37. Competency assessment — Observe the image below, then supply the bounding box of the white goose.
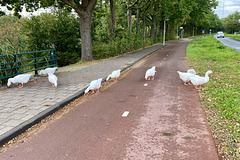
[7,74,32,88]
[145,66,156,80]
[39,67,58,76]
[189,70,213,89]
[177,69,196,85]
[106,69,121,81]
[84,78,103,94]
[48,73,58,88]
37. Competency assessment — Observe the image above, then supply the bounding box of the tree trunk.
[155,22,159,40]
[110,0,115,41]
[80,14,93,61]
[150,15,156,40]
[143,15,146,48]
[127,0,132,35]
[60,0,97,62]
[136,0,140,36]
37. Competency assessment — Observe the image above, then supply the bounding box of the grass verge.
[225,33,240,41]
[187,35,240,159]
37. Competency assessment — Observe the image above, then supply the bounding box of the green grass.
[163,132,174,136]
[187,35,240,159]
[225,33,240,41]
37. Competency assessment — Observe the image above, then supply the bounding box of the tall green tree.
[208,11,224,32]
[222,11,240,34]
[0,0,97,62]
[109,0,115,40]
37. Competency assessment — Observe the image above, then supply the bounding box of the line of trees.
[0,0,224,62]
[222,11,240,34]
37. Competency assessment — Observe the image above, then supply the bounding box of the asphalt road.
[0,39,219,160]
[215,35,240,52]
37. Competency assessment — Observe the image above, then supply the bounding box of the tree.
[222,11,240,34]
[208,11,224,32]
[127,0,132,35]
[109,0,115,40]
[0,0,97,62]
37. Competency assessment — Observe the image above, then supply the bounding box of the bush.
[57,52,80,67]
[0,15,29,55]
[24,10,81,66]
[92,36,152,60]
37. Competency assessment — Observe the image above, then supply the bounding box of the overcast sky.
[0,5,51,17]
[1,0,240,19]
[214,0,240,18]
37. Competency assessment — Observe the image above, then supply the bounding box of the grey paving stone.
[28,105,44,110]
[12,108,29,114]
[8,113,28,120]
[0,113,14,119]
[24,109,42,115]
[0,118,8,125]
[0,125,5,130]
[1,108,16,113]
[21,115,34,121]
[4,101,23,107]
[4,119,22,127]
[0,126,13,136]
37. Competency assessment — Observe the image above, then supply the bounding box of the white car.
[217,31,224,38]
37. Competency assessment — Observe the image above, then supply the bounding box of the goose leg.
[188,81,192,85]
[18,84,23,88]
[195,85,199,89]
[152,76,154,80]
[148,77,151,80]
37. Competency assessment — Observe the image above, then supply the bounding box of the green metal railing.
[0,49,57,82]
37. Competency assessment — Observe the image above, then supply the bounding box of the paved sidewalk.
[0,43,163,145]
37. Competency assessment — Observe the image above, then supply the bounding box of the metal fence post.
[50,51,53,65]
[14,55,18,75]
[49,50,57,65]
[34,52,38,76]
[54,50,57,65]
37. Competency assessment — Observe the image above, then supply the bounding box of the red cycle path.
[0,39,219,160]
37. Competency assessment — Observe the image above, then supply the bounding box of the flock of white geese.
[6,66,212,92]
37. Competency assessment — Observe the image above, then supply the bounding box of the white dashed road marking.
[122,111,129,117]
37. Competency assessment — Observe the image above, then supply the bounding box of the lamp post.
[163,19,170,46]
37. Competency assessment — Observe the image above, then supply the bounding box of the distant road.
[214,35,240,52]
